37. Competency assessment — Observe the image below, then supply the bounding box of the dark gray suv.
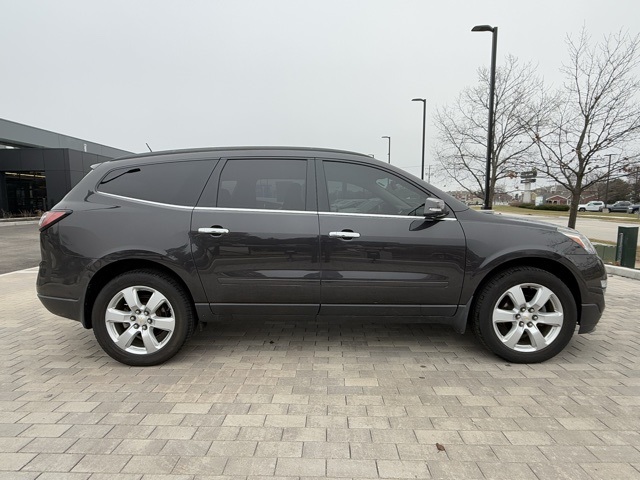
[37,147,606,366]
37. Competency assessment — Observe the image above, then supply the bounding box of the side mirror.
[423,197,450,219]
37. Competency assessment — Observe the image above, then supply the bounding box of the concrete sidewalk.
[1,269,639,479]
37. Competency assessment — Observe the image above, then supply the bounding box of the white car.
[577,201,605,212]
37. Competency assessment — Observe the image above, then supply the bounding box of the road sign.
[521,171,537,179]
[521,179,537,184]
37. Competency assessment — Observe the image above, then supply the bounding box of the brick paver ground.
[1,268,639,479]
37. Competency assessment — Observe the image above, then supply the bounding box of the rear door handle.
[198,227,229,235]
[329,231,361,239]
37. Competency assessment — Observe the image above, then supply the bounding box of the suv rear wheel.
[472,267,577,363]
[92,270,195,366]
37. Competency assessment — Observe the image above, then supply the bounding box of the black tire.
[578,208,585,212]
[472,266,577,363]
[92,269,195,366]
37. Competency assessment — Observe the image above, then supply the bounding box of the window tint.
[323,161,425,215]
[98,160,214,206]
[216,159,307,210]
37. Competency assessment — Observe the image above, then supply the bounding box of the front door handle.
[329,231,361,239]
[198,227,230,235]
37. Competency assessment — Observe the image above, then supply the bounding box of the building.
[446,190,483,205]
[535,184,601,206]
[544,194,569,205]
[0,118,132,214]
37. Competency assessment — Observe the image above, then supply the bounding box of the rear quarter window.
[97,160,216,206]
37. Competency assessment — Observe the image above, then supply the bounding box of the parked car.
[627,203,640,214]
[577,201,605,212]
[606,201,632,213]
[37,147,606,366]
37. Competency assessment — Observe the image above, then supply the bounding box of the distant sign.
[521,170,538,179]
[521,179,537,184]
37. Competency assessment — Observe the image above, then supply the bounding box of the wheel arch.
[468,257,582,329]
[83,259,198,329]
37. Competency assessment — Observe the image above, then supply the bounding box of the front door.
[191,157,320,315]
[317,159,466,316]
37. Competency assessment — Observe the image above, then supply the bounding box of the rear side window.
[214,159,307,210]
[97,160,215,206]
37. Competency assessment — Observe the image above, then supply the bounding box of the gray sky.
[1,0,638,188]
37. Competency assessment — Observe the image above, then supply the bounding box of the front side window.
[323,161,426,216]
[97,160,214,206]
[216,159,307,210]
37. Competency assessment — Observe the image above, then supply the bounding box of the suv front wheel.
[92,270,195,366]
[472,267,577,363]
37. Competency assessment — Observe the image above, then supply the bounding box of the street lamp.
[412,98,427,180]
[381,136,391,164]
[603,153,614,205]
[472,24,498,210]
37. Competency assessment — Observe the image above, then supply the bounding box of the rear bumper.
[37,256,90,327]
[37,294,83,324]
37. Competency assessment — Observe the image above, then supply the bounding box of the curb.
[605,264,640,280]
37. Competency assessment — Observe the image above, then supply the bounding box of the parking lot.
[1,267,639,479]
[0,223,40,274]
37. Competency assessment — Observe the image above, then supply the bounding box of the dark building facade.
[0,148,116,212]
[0,118,132,214]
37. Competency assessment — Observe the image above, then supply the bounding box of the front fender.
[457,214,590,305]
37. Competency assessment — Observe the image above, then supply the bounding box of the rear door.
[191,157,320,314]
[317,159,466,316]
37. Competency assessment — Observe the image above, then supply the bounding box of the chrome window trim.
[319,211,457,221]
[195,207,456,220]
[93,196,457,221]
[194,206,314,215]
[96,192,194,210]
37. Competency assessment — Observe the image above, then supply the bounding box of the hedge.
[515,203,570,211]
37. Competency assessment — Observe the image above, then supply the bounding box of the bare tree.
[626,162,640,201]
[530,28,640,228]
[594,177,632,202]
[434,55,548,205]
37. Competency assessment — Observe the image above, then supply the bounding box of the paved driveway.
[1,269,639,479]
[0,223,40,274]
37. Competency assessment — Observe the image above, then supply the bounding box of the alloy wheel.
[104,285,176,355]
[491,283,564,353]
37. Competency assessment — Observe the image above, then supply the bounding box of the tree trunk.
[568,191,581,229]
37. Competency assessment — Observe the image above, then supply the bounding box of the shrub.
[513,203,570,211]
[535,204,570,211]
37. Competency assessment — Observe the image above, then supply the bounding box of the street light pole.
[472,24,498,210]
[381,136,391,164]
[412,98,426,180]
[604,153,614,205]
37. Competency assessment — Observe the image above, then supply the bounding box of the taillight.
[39,210,72,231]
